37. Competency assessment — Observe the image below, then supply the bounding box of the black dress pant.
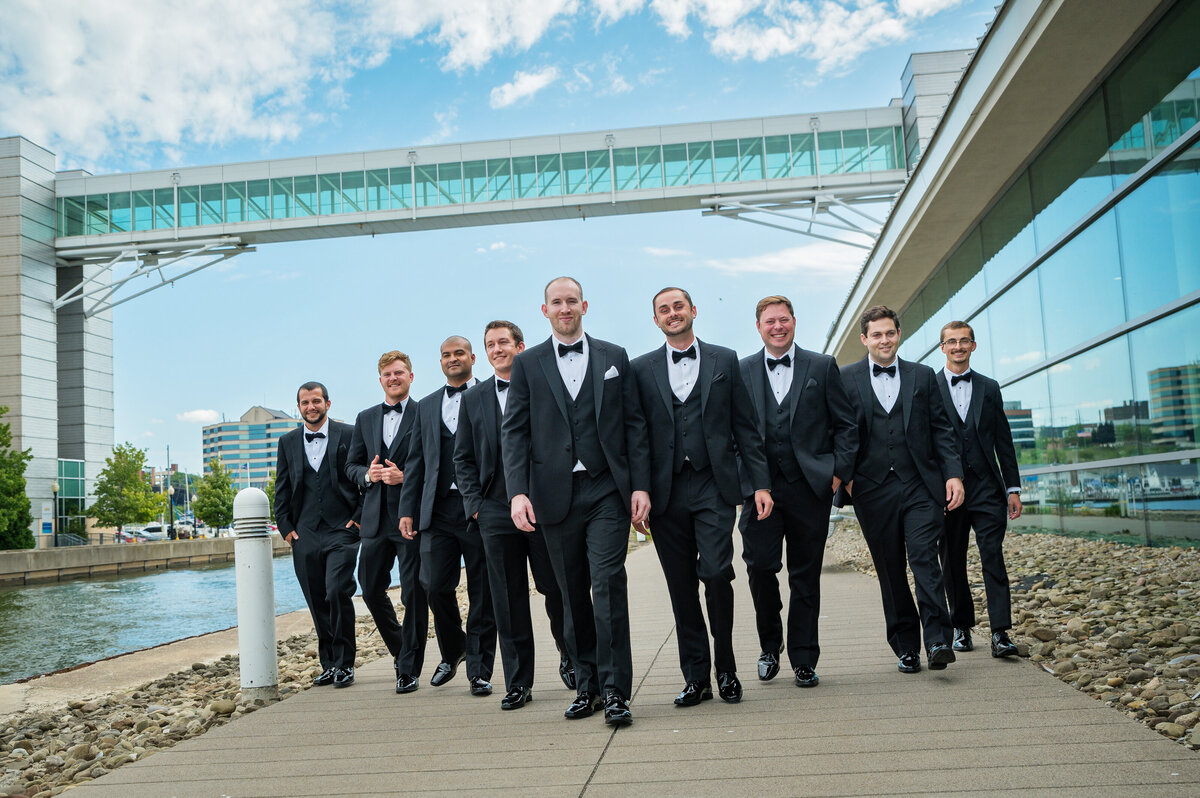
[739,472,830,669]
[291,525,360,670]
[477,498,568,691]
[651,465,736,683]
[541,470,633,700]
[392,532,429,677]
[940,472,1012,631]
[853,472,952,656]
[419,491,496,681]
[357,514,410,659]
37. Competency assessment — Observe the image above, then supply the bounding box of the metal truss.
[53,237,255,318]
[701,184,906,250]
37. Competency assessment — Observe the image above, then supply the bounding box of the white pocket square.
[604,365,620,380]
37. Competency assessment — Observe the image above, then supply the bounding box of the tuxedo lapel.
[370,405,385,459]
[899,359,916,430]
[698,341,716,409]
[537,343,570,424]
[482,380,499,454]
[651,346,673,416]
[854,359,874,436]
[936,369,957,424]
[388,403,414,460]
[786,345,811,424]
[969,375,985,432]
[589,335,606,423]
[746,349,767,438]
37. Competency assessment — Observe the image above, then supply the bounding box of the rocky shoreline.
[827,519,1200,751]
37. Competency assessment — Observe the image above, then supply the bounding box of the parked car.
[173,521,195,539]
[139,524,168,541]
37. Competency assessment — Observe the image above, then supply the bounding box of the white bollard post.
[233,488,279,702]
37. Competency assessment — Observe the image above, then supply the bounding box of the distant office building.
[1003,402,1035,449]
[1149,364,1200,448]
[1105,400,1151,424]
[202,407,300,489]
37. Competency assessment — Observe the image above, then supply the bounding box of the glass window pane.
[318,174,340,215]
[537,154,561,197]
[1038,211,1124,354]
[764,135,790,179]
[86,195,109,234]
[1045,338,1135,465]
[341,171,365,212]
[790,133,815,176]
[945,227,984,318]
[200,184,223,224]
[154,187,176,229]
[1030,93,1113,245]
[713,139,739,183]
[738,137,764,181]
[1001,369,1051,467]
[818,131,843,174]
[110,191,131,232]
[513,156,537,199]
[612,147,637,191]
[842,129,868,173]
[868,128,897,171]
[637,146,662,189]
[177,186,199,227]
[587,151,609,193]
[366,169,389,211]
[986,273,1045,382]
[270,178,292,219]
[389,167,411,209]
[64,196,85,236]
[223,184,245,224]
[981,172,1036,291]
[561,152,587,194]
[488,158,512,201]
[130,191,153,231]
[438,162,462,204]
[246,180,268,222]
[463,160,488,202]
[1130,303,1200,455]
[414,165,438,206]
[292,176,316,217]
[687,141,713,184]
[663,143,689,186]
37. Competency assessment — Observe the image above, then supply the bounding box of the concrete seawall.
[0,536,292,586]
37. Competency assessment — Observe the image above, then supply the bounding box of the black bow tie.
[495,379,510,392]
[672,345,697,363]
[950,372,972,386]
[304,431,326,443]
[873,364,896,378]
[445,383,468,396]
[767,354,791,371]
[382,402,402,414]
[558,340,584,357]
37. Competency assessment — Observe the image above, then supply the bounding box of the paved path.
[71,542,1200,797]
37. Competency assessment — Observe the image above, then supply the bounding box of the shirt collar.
[304,418,330,439]
[552,333,587,353]
[764,345,795,367]
[868,356,899,373]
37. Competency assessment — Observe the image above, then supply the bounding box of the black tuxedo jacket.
[839,356,962,505]
[630,341,768,507]
[935,368,1021,492]
[346,400,416,538]
[739,345,858,499]
[273,420,361,537]
[501,334,651,526]
[398,384,472,531]
[453,377,505,522]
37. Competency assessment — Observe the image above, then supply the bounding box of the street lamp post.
[50,480,59,548]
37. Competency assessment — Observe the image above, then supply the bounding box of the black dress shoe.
[897,651,921,673]
[673,681,713,707]
[395,673,419,694]
[927,643,956,670]
[313,667,337,687]
[603,690,633,727]
[559,653,576,691]
[991,630,1019,658]
[953,628,974,652]
[469,677,493,697]
[333,667,355,688]
[793,665,819,688]
[564,692,602,719]
[430,653,466,687]
[501,686,532,710]
[717,672,742,703]
[757,647,782,681]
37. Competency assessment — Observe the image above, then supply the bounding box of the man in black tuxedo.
[631,287,772,707]
[936,321,1022,658]
[455,320,574,711]
[399,337,496,697]
[739,295,858,689]
[346,351,424,693]
[274,381,362,688]
[502,276,651,727]
[839,306,964,674]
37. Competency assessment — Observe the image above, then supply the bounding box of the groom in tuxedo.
[501,276,651,727]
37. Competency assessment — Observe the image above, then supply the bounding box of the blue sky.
[0,0,995,473]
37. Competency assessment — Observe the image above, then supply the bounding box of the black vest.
[857,395,918,486]
[436,419,457,497]
[564,367,607,476]
[955,412,998,489]
[672,384,709,473]
[762,368,803,483]
[298,452,341,532]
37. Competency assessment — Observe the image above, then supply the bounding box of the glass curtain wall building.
[201,406,300,490]
[896,0,1200,544]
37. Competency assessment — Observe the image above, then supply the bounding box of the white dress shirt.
[666,340,700,402]
[943,368,972,423]
[764,347,795,404]
[553,334,588,400]
[441,379,476,490]
[869,358,900,413]
[382,397,409,448]
[495,378,509,415]
[303,418,330,471]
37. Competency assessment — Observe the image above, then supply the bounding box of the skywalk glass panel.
[587,151,609,193]
[154,188,176,229]
[688,142,713,184]
[764,136,790,179]
[110,191,131,232]
[438,163,463,204]
[513,156,537,199]
[292,176,316,217]
[537,154,562,197]
[414,165,438,207]
[714,139,739,183]
[366,169,389,211]
[488,159,512,201]
[270,179,292,219]
[738,138,764,181]
[178,186,200,227]
[842,129,869,173]
[790,133,815,176]
[613,148,637,191]
[464,160,488,202]
[637,146,663,189]
[246,180,269,222]
[562,152,587,194]
[64,196,84,235]
[224,182,247,224]
[818,131,844,174]
[132,190,153,231]
[867,128,896,171]
[662,143,688,186]
[318,174,341,215]
[388,168,411,209]
[86,195,109,234]
[341,171,365,212]
[200,184,223,224]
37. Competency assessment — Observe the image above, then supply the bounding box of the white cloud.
[177,409,220,424]
[490,66,561,108]
[476,240,509,253]
[422,107,459,145]
[700,241,863,285]
[644,246,692,257]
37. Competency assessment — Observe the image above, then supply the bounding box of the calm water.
[0,554,311,685]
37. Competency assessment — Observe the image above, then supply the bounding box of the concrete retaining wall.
[0,536,292,585]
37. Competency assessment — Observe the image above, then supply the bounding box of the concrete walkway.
[70,542,1200,797]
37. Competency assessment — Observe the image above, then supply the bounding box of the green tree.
[0,406,35,550]
[263,470,276,522]
[193,458,235,531]
[89,443,166,532]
